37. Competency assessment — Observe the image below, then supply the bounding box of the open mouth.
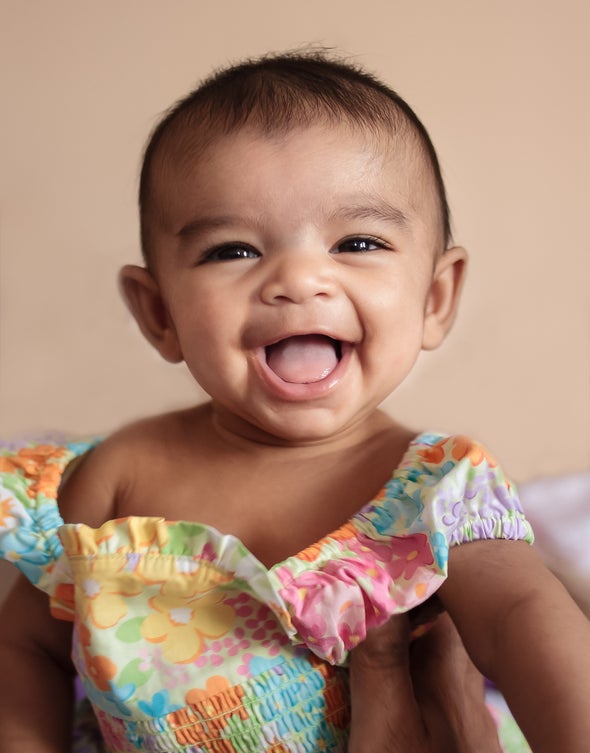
[265,335,343,384]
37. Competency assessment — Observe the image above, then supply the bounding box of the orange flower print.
[167,675,249,745]
[295,522,357,563]
[451,436,497,468]
[86,653,118,692]
[327,522,357,543]
[166,706,218,749]
[50,582,75,622]
[29,463,63,499]
[185,675,245,712]
[417,439,448,465]
[141,583,234,664]
[0,445,66,499]
[78,623,118,692]
[0,497,13,527]
[294,542,325,564]
[417,436,498,469]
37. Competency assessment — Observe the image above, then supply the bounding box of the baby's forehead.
[149,120,442,238]
[156,118,432,192]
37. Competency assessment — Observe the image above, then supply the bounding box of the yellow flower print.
[124,516,170,551]
[79,567,144,629]
[141,582,234,664]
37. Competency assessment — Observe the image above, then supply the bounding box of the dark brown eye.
[334,237,383,254]
[199,243,260,264]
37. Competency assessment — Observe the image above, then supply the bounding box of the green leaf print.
[115,617,144,643]
[118,657,154,688]
[0,473,34,507]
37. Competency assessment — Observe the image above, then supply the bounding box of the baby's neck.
[206,401,412,460]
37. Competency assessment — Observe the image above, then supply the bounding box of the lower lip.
[253,343,353,401]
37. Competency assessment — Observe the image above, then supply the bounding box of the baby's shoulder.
[58,407,204,525]
[89,405,208,458]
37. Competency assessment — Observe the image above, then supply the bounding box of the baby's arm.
[440,539,590,752]
[0,574,75,752]
[0,440,123,751]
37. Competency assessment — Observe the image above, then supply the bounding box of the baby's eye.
[333,237,387,254]
[199,243,260,264]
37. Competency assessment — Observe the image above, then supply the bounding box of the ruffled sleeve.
[0,438,100,615]
[358,432,533,554]
[407,433,532,546]
[270,433,533,666]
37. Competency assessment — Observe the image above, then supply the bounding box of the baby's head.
[138,51,452,267]
[121,51,466,442]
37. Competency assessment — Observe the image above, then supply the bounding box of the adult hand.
[348,611,502,753]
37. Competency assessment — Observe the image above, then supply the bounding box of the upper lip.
[251,316,358,344]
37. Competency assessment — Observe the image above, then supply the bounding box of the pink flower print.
[200,542,218,563]
[93,709,136,752]
[294,609,342,661]
[333,532,436,614]
[388,534,435,581]
[137,646,153,673]
[279,568,368,664]
[277,532,441,664]
[237,652,255,676]
[338,618,366,651]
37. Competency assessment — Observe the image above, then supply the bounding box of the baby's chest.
[119,470,367,567]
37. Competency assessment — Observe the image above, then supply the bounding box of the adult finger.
[348,615,430,753]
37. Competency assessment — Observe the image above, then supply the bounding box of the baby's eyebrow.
[331,200,410,229]
[177,215,243,238]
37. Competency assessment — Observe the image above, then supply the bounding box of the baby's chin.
[210,399,385,453]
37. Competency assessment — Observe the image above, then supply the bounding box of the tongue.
[266,335,339,384]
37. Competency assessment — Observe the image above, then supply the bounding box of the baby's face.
[142,124,460,444]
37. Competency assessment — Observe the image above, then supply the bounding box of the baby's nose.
[259,250,337,305]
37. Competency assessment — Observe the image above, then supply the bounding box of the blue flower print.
[66,438,103,456]
[137,689,182,718]
[370,479,424,535]
[82,679,135,719]
[430,531,448,570]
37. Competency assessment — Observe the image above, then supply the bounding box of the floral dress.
[0,432,533,753]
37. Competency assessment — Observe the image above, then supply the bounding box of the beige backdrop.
[1,0,589,484]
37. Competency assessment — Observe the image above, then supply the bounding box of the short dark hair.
[139,50,452,263]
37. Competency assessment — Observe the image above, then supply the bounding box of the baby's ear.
[422,247,467,350]
[119,265,183,363]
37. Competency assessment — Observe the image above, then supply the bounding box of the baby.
[1,51,589,753]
